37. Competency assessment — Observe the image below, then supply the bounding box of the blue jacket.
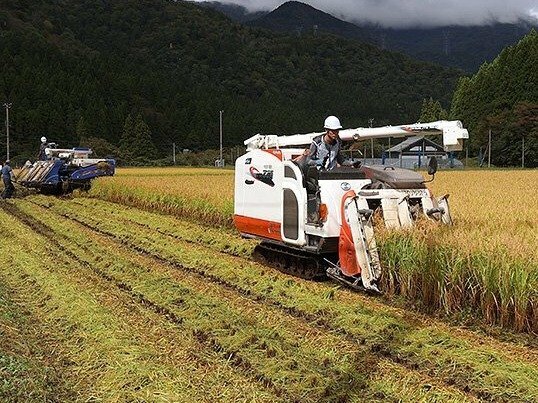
[1,165,13,180]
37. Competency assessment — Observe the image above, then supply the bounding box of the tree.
[76,116,89,144]
[80,136,118,158]
[451,30,538,164]
[482,102,538,167]
[119,114,135,162]
[131,114,158,163]
[119,114,158,164]
[419,97,448,122]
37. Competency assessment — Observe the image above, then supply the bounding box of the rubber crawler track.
[25,199,488,401]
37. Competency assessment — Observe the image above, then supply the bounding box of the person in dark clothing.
[307,116,362,171]
[1,160,15,199]
[307,116,345,170]
[38,136,48,161]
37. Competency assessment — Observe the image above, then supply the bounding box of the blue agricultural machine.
[16,143,115,194]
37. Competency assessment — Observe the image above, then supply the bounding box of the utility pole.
[488,128,491,168]
[219,110,223,168]
[3,102,12,161]
[368,118,374,159]
[173,142,176,165]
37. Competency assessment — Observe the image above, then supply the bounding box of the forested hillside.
[0,0,460,163]
[198,1,266,22]
[210,1,535,72]
[451,30,537,167]
[373,22,535,73]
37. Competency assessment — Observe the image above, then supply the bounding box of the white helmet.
[41,136,47,143]
[324,116,342,130]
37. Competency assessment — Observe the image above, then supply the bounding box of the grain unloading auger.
[16,144,115,194]
[234,120,468,293]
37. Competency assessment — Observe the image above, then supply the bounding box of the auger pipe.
[244,120,468,152]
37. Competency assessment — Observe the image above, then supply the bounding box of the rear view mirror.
[428,157,438,176]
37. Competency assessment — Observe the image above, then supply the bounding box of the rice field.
[1,167,537,401]
[88,167,538,332]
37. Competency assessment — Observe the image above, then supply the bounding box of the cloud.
[195,0,538,27]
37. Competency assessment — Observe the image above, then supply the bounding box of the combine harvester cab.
[17,145,115,194]
[234,120,468,293]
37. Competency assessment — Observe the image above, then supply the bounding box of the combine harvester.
[16,143,115,194]
[234,120,468,293]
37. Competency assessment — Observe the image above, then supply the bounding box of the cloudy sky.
[197,0,538,28]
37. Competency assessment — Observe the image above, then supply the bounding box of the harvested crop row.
[11,199,474,402]
[0,272,73,402]
[22,197,538,402]
[0,206,284,402]
[65,197,538,336]
[69,196,256,257]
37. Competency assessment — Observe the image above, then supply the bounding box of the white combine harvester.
[234,120,468,293]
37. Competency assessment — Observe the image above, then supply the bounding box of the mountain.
[370,22,536,72]
[0,0,460,163]
[451,30,538,167]
[244,1,371,41]
[208,1,536,72]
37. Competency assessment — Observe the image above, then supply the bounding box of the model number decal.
[401,189,429,198]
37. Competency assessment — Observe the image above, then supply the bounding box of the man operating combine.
[307,115,346,170]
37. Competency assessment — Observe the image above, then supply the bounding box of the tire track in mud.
[0,201,292,401]
[23,199,489,401]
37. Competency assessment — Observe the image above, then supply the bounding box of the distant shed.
[382,136,462,168]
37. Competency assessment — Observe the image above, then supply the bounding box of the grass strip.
[88,174,234,227]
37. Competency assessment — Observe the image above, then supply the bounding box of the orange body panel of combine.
[234,215,282,241]
[338,190,361,276]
